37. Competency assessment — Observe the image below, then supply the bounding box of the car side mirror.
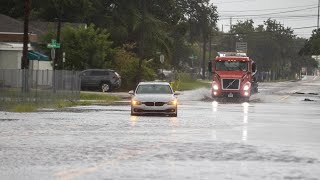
[174,91,181,95]
[128,90,134,95]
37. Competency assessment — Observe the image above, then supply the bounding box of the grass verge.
[1,93,121,112]
[178,80,211,91]
[80,92,121,103]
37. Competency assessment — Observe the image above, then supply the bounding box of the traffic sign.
[236,42,247,53]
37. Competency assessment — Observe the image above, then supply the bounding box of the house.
[0,14,85,70]
[0,14,51,70]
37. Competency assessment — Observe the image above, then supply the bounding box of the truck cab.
[208,52,257,101]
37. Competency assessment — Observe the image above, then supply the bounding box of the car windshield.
[136,84,173,94]
[216,61,248,71]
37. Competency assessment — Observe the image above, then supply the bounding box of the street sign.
[236,42,247,53]
[47,39,60,49]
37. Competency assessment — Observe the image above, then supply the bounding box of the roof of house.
[0,14,86,39]
[0,14,24,33]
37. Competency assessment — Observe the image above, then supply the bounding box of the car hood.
[216,71,247,79]
[133,94,176,102]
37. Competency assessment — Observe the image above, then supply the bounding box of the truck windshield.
[216,61,248,71]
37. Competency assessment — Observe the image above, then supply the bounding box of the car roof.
[138,81,170,85]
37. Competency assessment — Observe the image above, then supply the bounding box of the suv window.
[91,70,109,76]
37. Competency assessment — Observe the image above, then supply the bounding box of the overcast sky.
[211,0,319,38]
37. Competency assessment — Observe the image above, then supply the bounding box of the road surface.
[0,76,320,180]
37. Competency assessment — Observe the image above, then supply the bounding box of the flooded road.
[1,76,320,180]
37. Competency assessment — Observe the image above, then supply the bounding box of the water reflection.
[130,115,138,127]
[212,101,218,112]
[242,102,249,141]
[169,117,178,127]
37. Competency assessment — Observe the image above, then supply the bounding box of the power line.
[219,14,318,20]
[220,6,318,17]
[219,4,317,13]
[215,0,256,5]
[292,25,318,30]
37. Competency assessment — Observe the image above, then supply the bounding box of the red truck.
[208,52,258,102]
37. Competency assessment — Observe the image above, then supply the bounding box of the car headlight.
[168,100,177,105]
[131,100,142,105]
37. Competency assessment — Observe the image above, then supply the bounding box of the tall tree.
[300,29,320,56]
[61,24,112,70]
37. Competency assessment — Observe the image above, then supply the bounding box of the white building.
[0,40,51,70]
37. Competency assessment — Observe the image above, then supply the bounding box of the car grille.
[134,109,176,113]
[144,102,154,106]
[143,102,165,106]
[155,102,165,106]
[222,79,240,90]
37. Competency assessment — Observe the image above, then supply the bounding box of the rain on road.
[1,76,320,180]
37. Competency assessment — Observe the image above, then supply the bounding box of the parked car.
[79,69,121,92]
[129,81,180,117]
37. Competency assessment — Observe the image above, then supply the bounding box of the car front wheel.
[101,82,111,92]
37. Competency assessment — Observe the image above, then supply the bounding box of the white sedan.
[129,82,179,117]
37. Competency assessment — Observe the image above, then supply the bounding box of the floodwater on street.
[0,76,320,180]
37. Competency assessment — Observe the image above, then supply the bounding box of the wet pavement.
[0,76,320,180]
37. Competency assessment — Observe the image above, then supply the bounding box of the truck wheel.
[100,82,111,92]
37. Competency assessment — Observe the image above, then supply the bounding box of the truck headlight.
[131,100,142,105]
[243,84,250,91]
[212,82,219,90]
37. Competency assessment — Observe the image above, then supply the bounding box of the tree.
[0,0,24,18]
[110,44,156,89]
[215,19,309,80]
[181,0,218,79]
[300,29,320,56]
[61,24,112,70]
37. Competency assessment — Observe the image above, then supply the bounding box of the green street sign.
[47,39,60,49]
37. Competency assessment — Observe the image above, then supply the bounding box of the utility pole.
[55,1,62,70]
[317,0,320,30]
[22,0,30,70]
[209,29,212,65]
[22,0,30,93]
[230,17,233,31]
[137,0,146,84]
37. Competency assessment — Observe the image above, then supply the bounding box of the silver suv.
[79,69,121,92]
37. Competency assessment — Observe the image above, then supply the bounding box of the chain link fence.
[0,69,80,102]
